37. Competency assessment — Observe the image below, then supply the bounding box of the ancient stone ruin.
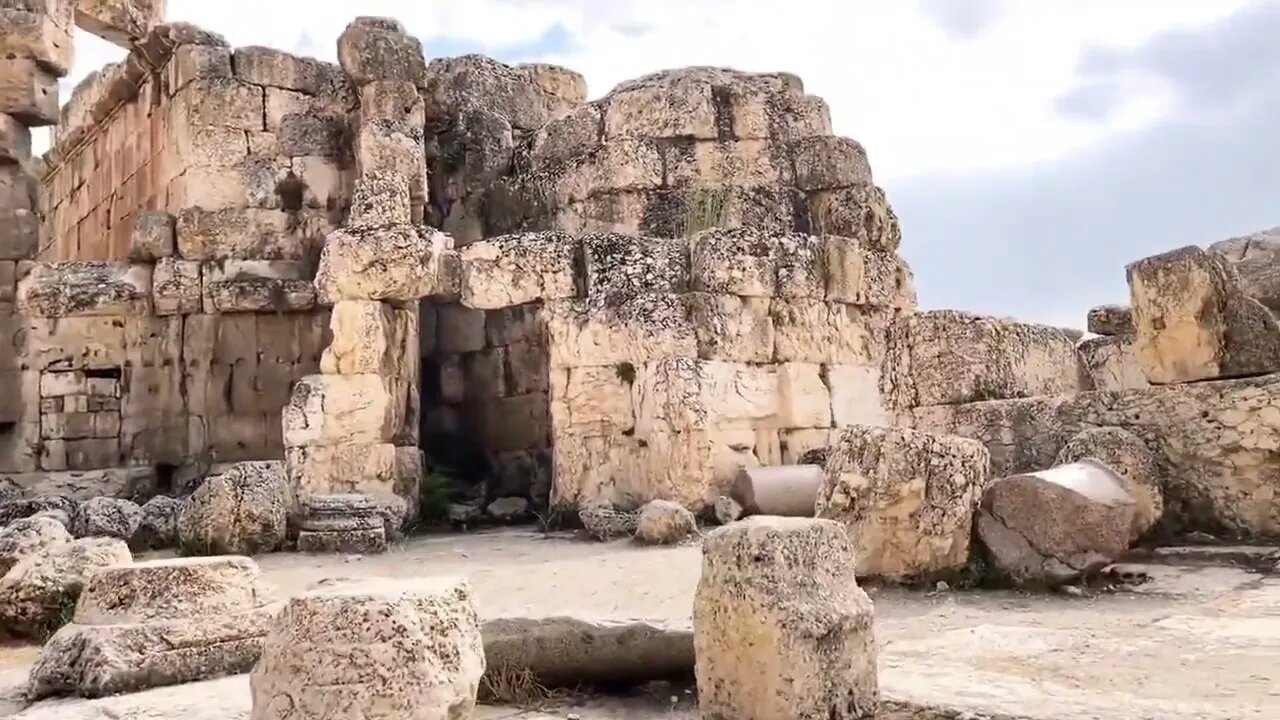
[1,3,1278,720]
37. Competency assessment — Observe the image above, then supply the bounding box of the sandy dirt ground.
[4,529,1278,720]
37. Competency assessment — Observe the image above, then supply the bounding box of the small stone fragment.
[71,497,143,541]
[634,499,697,545]
[578,505,639,541]
[712,495,743,525]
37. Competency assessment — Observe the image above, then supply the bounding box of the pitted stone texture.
[177,462,288,556]
[694,516,878,720]
[578,505,639,541]
[346,171,411,229]
[634,499,698,545]
[423,54,578,132]
[71,497,142,541]
[0,495,78,526]
[1078,334,1149,392]
[1208,226,1280,314]
[817,425,990,580]
[337,17,425,86]
[977,460,1135,587]
[152,258,201,315]
[129,495,185,551]
[128,211,176,262]
[0,516,70,576]
[809,185,902,252]
[1127,245,1280,384]
[319,301,396,375]
[713,495,744,525]
[892,310,1083,407]
[1056,427,1163,543]
[0,537,131,639]
[72,556,271,625]
[457,232,578,309]
[581,232,689,303]
[249,576,485,720]
[296,527,387,554]
[1086,305,1134,336]
[314,226,456,304]
[17,262,152,317]
[201,260,315,313]
[285,444,418,540]
[543,294,696,368]
[282,375,397,448]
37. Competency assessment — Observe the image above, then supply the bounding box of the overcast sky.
[58,0,1280,329]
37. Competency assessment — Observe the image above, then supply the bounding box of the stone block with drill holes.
[296,494,387,555]
[249,576,485,720]
[694,516,878,720]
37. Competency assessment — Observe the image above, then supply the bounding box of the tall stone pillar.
[284,17,457,544]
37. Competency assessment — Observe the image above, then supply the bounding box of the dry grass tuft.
[478,665,568,707]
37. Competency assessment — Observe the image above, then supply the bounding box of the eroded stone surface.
[17,262,152,317]
[177,462,288,556]
[817,425,990,580]
[634,499,697,545]
[71,497,142,541]
[1086,305,1133,336]
[0,516,70,576]
[314,226,456,303]
[0,537,131,639]
[694,516,878,720]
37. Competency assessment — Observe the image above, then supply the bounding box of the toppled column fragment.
[1127,245,1280,384]
[694,516,878,720]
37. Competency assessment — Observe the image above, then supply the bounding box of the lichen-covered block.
[602,71,719,140]
[176,208,315,261]
[770,299,894,365]
[128,211,175,262]
[528,104,603,169]
[278,111,347,158]
[791,135,874,190]
[687,293,774,362]
[1209,227,1280,314]
[166,44,233,94]
[346,171,411,229]
[824,236,916,308]
[201,260,315,314]
[895,310,1083,406]
[152,258,201,315]
[249,577,484,720]
[319,301,396,375]
[360,79,424,125]
[694,517,878,720]
[177,461,289,556]
[0,8,73,76]
[282,374,396,448]
[422,54,576,131]
[977,461,1135,587]
[337,17,426,86]
[75,0,166,48]
[233,46,337,94]
[314,226,456,304]
[808,185,902,253]
[1086,304,1133,336]
[169,77,264,131]
[1127,245,1280,384]
[1056,427,1163,543]
[458,232,578,309]
[18,262,152,317]
[0,58,59,125]
[581,232,688,301]
[516,62,587,103]
[1078,334,1148,392]
[0,537,132,639]
[816,425,989,580]
[689,227,777,297]
[543,295,697,368]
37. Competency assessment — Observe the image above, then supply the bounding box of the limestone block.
[170,118,250,167]
[634,499,697,545]
[353,119,424,203]
[359,79,423,126]
[319,301,394,375]
[687,293,774,363]
[152,258,201,315]
[528,103,603,169]
[544,140,664,207]
[977,460,1135,587]
[176,208,314,261]
[127,211,175,262]
[0,207,38,260]
[0,113,32,163]
[282,375,396,447]
[436,304,485,354]
[0,495,78,527]
[234,46,338,94]
[633,357,778,435]
[177,461,289,556]
[249,577,485,720]
[551,427,761,511]
[776,362,831,428]
[1078,334,1148,392]
[314,226,455,304]
[824,235,916,308]
[466,393,549,453]
[71,497,142,541]
[713,495,744,525]
[201,260,315,314]
[549,366,635,437]
[505,338,548,395]
[544,295,697,368]
[582,232,688,301]
[773,232,826,298]
[515,62,586,103]
[75,0,165,47]
[817,425,990,580]
[337,17,426,85]
[1056,427,1163,542]
[791,135,874,190]
[0,57,58,125]
[129,495,183,551]
[771,299,894,365]
[689,227,777,297]
[277,112,347,158]
[18,262,152,317]
[0,515,70,576]
[0,8,73,76]
[458,232,577,309]
[694,516,878,720]
[170,77,264,131]
[1127,245,1280,384]
[1208,226,1280,314]
[0,537,131,639]
[296,526,386,554]
[809,185,902,253]
[602,71,719,140]
[421,53,576,131]
[28,556,276,699]
[665,139,795,188]
[897,310,1084,406]
[167,43,233,93]
[346,170,411,229]
[1086,304,1134,336]
[286,445,417,540]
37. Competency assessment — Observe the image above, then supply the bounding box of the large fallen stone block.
[282,374,397,448]
[976,460,1135,587]
[1207,226,1280,314]
[177,461,288,556]
[816,425,990,580]
[249,576,485,720]
[313,226,456,303]
[0,537,131,639]
[1055,427,1163,543]
[17,262,152,317]
[27,556,277,699]
[0,516,70,575]
[71,496,142,541]
[129,495,184,551]
[1127,245,1280,384]
[482,615,692,687]
[892,310,1083,407]
[694,516,878,720]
